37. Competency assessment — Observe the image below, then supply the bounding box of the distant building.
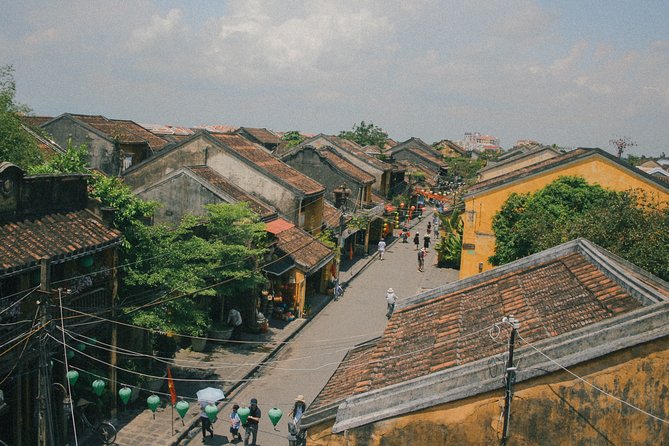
[459,132,501,153]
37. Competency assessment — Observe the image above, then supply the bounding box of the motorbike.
[288,418,306,446]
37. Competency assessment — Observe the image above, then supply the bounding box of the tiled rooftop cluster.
[0,210,122,275]
[310,245,660,411]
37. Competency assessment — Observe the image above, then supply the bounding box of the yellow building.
[302,239,669,445]
[460,148,669,279]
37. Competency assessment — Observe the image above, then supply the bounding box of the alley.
[179,213,458,446]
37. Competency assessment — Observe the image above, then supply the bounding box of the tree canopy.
[339,121,388,148]
[0,65,44,168]
[490,176,669,281]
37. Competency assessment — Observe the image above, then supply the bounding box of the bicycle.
[333,282,344,301]
[76,398,117,444]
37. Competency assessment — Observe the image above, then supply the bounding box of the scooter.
[288,419,306,446]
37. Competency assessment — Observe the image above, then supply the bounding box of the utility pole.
[37,258,55,446]
[501,315,520,446]
[334,185,350,291]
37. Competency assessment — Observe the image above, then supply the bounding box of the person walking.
[385,288,397,319]
[244,398,261,446]
[229,404,242,443]
[413,232,420,250]
[417,248,425,272]
[377,238,387,260]
[227,308,243,341]
[288,395,307,446]
[200,401,214,441]
[423,233,431,251]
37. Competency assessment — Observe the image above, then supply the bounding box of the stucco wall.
[43,118,116,175]
[283,149,365,209]
[460,156,669,278]
[206,151,299,222]
[307,337,669,445]
[137,171,227,225]
[123,136,209,189]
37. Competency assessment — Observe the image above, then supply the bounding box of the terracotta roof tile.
[316,241,669,406]
[323,136,392,171]
[0,210,122,275]
[71,114,169,151]
[273,225,333,272]
[239,127,282,145]
[187,166,277,221]
[317,147,375,184]
[211,134,325,196]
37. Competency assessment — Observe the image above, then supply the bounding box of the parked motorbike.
[288,419,306,446]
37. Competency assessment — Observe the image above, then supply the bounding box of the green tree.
[28,139,89,174]
[281,130,305,148]
[435,208,464,268]
[490,176,669,281]
[125,203,268,340]
[339,121,388,148]
[0,65,44,168]
[442,157,485,186]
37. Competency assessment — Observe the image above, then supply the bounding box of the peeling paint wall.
[308,338,669,445]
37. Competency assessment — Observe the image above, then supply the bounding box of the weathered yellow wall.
[307,338,669,445]
[460,156,669,278]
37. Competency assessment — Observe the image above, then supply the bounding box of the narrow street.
[180,213,458,445]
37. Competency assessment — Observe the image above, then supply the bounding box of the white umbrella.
[197,387,226,402]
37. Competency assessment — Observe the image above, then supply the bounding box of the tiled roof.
[317,147,375,184]
[315,239,668,407]
[272,222,334,272]
[407,147,444,167]
[323,136,392,171]
[187,166,277,221]
[467,148,669,196]
[70,114,170,150]
[0,210,122,275]
[309,339,379,412]
[239,127,282,145]
[322,201,341,227]
[211,133,325,196]
[21,115,53,128]
[265,218,295,235]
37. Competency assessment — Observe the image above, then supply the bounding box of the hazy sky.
[1,1,668,156]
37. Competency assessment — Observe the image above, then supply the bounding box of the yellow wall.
[307,338,669,445]
[460,156,669,278]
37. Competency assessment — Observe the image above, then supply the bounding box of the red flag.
[167,367,177,405]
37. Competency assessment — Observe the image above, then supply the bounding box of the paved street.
[179,213,458,446]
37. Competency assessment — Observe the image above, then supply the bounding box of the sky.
[1,0,668,156]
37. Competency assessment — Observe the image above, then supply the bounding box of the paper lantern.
[268,407,283,427]
[92,379,105,397]
[66,370,79,386]
[237,406,251,425]
[147,395,160,413]
[176,400,189,419]
[67,350,75,360]
[205,404,218,423]
[118,387,132,405]
[76,342,86,352]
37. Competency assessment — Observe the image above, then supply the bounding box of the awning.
[263,257,295,276]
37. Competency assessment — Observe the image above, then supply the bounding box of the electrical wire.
[0,306,40,386]
[0,287,38,317]
[56,288,79,445]
[515,330,669,425]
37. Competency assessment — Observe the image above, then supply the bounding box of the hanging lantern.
[147,395,160,418]
[268,407,283,427]
[66,370,79,387]
[237,406,251,425]
[205,404,218,423]
[76,342,86,352]
[118,387,132,405]
[175,400,189,420]
[67,350,75,360]
[89,337,97,345]
[92,379,105,397]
